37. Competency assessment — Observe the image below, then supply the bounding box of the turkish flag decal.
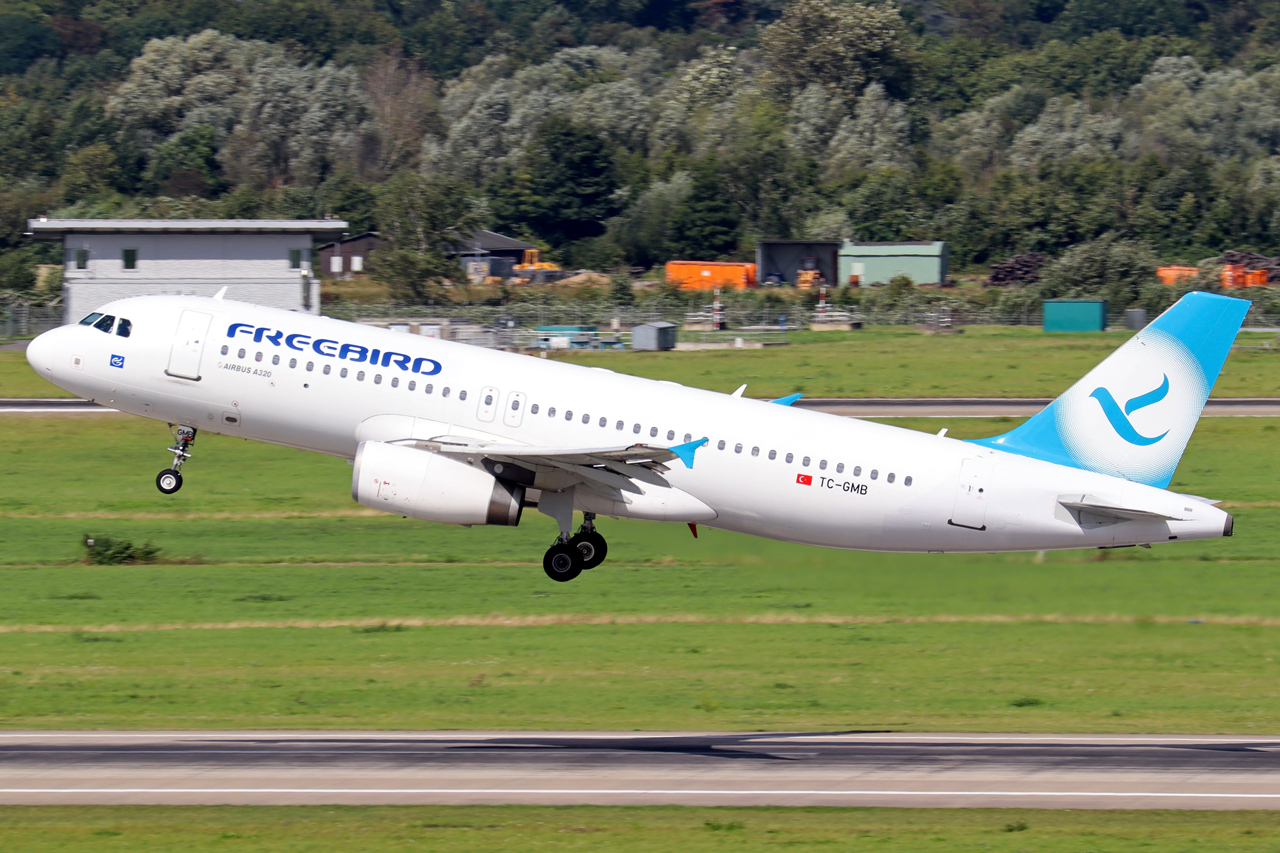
[796,474,813,486]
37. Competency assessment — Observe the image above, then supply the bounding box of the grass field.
[2,805,1279,851]
[5,327,1280,398]
[1,415,1279,731]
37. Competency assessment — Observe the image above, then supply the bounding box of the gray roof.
[444,229,537,254]
[26,219,349,240]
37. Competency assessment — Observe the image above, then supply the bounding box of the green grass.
[1,415,1279,730]
[4,805,1280,852]
[558,327,1280,398]
[5,327,1279,398]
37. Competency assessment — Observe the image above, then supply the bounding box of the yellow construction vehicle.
[514,249,560,272]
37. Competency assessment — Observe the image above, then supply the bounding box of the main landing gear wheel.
[156,469,183,494]
[571,530,608,569]
[543,542,583,582]
[156,424,197,495]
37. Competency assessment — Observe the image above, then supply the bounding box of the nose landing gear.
[156,425,197,495]
[541,512,609,582]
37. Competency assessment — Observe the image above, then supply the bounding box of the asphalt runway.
[5,397,1280,416]
[2,731,1280,808]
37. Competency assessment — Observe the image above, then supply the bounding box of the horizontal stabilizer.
[1058,496,1181,522]
[772,393,803,406]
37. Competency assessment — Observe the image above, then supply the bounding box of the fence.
[0,305,63,340]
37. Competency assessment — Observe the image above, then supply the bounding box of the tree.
[520,116,620,245]
[1037,234,1158,307]
[142,127,223,198]
[667,159,741,260]
[367,172,486,300]
[363,52,439,178]
[61,144,120,201]
[0,15,60,76]
[759,0,915,102]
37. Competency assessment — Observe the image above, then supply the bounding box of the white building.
[27,219,349,322]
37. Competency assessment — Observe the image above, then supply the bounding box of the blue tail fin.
[970,292,1249,487]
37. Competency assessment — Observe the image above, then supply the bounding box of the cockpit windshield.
[92,314,116,333]
[79,313,103,326]
[116,318,132,338]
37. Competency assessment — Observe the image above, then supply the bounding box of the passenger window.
[531,404,539,414]
[237,348,246,359]
[357,371,365,381]
[390,376,398,387]
[751,447,759,457]
[79,312,103,326]
[565,410,573,420]
[289,358,297,368]
[837,463,844,474]
[717,440,726,450]
[373,374,382,384]
[459,390,467,400]
[598,417,606,427]
[408,380,415,390]
[819,460,827,470]
[769,450,777,460]
[548,407,555,417]
[116,319,132,338]
[307,362,314,372]
[785,453,794,463]
[734,443,743,454]
[582,413,590,424]
[340,368,348,378]
[221,345,229,355]
[650,427,658,437]
[802,457,810,467]
[616,420,624,430]
[442,387,450,397]
[270,354,279,365]
[870,469,879,480]
[667,430,675,441]
[485,394,494,405]
[321,364,329,374]
[887,472,895,483]
[93,314,115,333]
[255,352,263,362]
[853,466,861,476]
[904,476,913,486]
[513,400,520,410]
[684,434,692,443]
[426,384,433,394]
[632,424,640,434]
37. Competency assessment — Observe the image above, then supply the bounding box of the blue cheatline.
[969,291,1250,487]
[771,393,804,406]
[668,437,709,469]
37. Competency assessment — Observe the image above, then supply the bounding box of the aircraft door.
[503,391,526,427]
[950,456,993,530]
[477,386,499,422]
[166,310,213,381]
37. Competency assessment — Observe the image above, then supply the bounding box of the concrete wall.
[66,279,319,324]
[62,233,313,281]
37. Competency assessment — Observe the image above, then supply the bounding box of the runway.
[2,731,1280,808]
[5,397,1280,416]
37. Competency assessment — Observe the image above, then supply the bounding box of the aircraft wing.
[411,437,707,496]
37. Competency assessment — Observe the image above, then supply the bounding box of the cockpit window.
[116,318,132,338]
[79,313,103,326]
[92,314,116,333]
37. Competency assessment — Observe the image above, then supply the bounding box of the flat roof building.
[27,218,349,322]
[839,241,949,286]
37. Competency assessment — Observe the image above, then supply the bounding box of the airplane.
[25,290,1246,581]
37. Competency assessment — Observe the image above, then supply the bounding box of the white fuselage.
[26,295,1232,552]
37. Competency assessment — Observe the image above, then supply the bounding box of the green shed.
[1043,299,1108,332]
[839,241,949,286]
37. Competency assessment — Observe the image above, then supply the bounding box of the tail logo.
[1088,374,1170,446]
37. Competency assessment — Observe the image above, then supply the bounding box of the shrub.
[82,535,161,565]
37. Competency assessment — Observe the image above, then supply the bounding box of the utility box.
[1124,308,1148,330]
[631,321,677,351]
[1043,299,1108,332]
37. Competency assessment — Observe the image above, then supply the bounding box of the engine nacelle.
[352,440,523,526]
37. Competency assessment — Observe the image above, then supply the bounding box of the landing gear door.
[166,310,213,381]
[950,456,993,531]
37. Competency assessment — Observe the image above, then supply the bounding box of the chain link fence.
[0,305,63,340]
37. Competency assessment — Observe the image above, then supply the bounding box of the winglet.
[732,384,747,397]
[771,393,803,406]
[669,437,709,469]
[213,286,227,300]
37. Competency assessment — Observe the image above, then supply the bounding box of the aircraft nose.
[25,328,59,376]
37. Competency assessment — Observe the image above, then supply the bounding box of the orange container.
[1245,269,1270,287]
[665,261,757,290]
[1221,264,1246,289]
[1157,265,1198,285]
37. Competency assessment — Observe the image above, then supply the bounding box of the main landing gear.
[156,425,197,495]
[542,512,609,582]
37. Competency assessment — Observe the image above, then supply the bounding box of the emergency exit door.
[166,310,212,381]
[950,456,993,530]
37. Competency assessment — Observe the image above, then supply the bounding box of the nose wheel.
[156,425,197,495]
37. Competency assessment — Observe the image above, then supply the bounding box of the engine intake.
[352,440,523,526]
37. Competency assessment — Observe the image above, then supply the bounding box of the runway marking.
[5,612,1280,634]
[1,788,1279,799]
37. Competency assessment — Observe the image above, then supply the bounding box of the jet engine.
[352,440,523,526]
